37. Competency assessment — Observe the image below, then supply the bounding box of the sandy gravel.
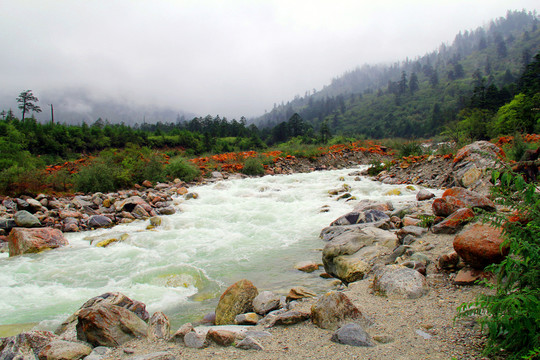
[103,232,492,360]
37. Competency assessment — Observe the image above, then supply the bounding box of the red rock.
[402,216,421,227]
[432,187,495,217]
[7,227,68,257]
[438,251,460,270]
[431,208,475,234]
[453,224,508,269]
[453,267,493,285]
[207,329,236,346]
[142,180,153,188]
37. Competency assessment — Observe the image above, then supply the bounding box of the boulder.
[207,329,236,346]
[147,312,170,341]
[13,210,41,227]
[114,196,152,213]
[183,331,209,349]
[329,245,389,284]
[8,227,68,257]
[128,352,175,360]
[294,261,319,273]
[132,204,150,219]
[373,265,429,299]
[62,218,80,232]
[330,209,390,226]
[0,218,16,233]
[169,323,194,344]
[453,267,493,285]
[236,336,264,351]
[215,279,258,325]
[286,287,316,301]
[453,224,508,269]
[432,187,496,217]
[252,291,281,315]
[87,215,114,229]
[331,323,374,347]
[26,198,44,213]
[76,303,148,347]
[416,189,435,201]
[431,208,475,234]
[0,330,57,359]
[37,339,92,360]
[235,312,260,325]
[311,291,364,330]
[396,226,427,241]
[84,346,112,360]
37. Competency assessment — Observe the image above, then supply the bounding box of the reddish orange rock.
[432,208,475,234]
[432,187,495,217]
[453,224,508,269]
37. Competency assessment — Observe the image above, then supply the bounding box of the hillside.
[253,10,540,139]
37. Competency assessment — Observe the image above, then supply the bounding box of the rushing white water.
[0,167,439,331]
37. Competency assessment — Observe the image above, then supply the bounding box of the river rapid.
[0,166,435,333]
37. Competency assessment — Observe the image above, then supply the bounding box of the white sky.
[0,0,538,119]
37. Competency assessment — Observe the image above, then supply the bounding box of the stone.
[331,323,374,347]
[84,346,112,360]
[265,310,310,327]
[128,352,175,360]
[294,261,319,273]
[396,226,427,241]
[185,193,199,200]
[63,218,80,232]
[0,218,16,233]
[286,286,316,301]
[431,208,475,234]
[252,291,281,315]
[215,279,258,325]
[183,331,209,349]
[0,330,57,359]
[158,206,176,215]
[147,312,170,340]
[432,187,496,217]
[235,312,260,325]
[236,336,264,350]
[453,224,508,269]
[169,323,194,344]
[330,209,390,226]
[76,303,148,347]
[453,267,493,285]
[87,215,114,229]
[416,189,435,201]
[402,216,421,227]
[114,196,152,213]
[177,187,188,195]
[311,291,364,330]
[438,251,460,270]
[13,210,41,227]
[37,339,92,360]
[132,204,150,219]
[142,180,153,188]
[373,265,429,299]
[26,198,44,213]
[8,227,68,257]
[207,329,236,346]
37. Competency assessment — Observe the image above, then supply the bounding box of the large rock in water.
[432,187,496,217]
[0,330,57,359]
[7,227,68,257]
[215,279,258,325]
[311,291,365,330]
[372,265,429,299]
[330,209,390,226]
[451,141,505,194]
[147,312,171,340]
[76,303,148,347]
[453,223,508,269]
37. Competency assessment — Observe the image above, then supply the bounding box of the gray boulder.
[252,291,281,315]
[0,330,57,359]
[311,291,365,330]
[330,209,390,226]
[147,312,170,340]
[373,265,429,299]
[331,323,374,347]
[37,339,92,360]
[87,215,113,229]
[14,210,41,227]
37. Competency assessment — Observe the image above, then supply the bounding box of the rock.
[63,218,79,232]
[13,210,41,227]
[207,329,236,346]
[431,208,475,234]
[87,215,114,229]
[59,210,83,220]
[396,226,427,241]
[37,339,92,360]
[329,245,389,284]
[453,224,508,269]
[252,291,281,315]
[294,261,319,273]
[373,265,429,299]
[0,218,16,233]
[432,187,496,217]
[183,332,209,349]
[438,251,460,270]
[236,336,264,350]
[177,187,188,195]
[185,193,199,200]
[416,189,435,201]
[402,216,421,227]
[76,303,148,347]
[26,198,44,213]
[286,286,316,301]
[114,196,152,213]
[132,204,150,219]
[147,312,170,341]
[169,323,194,344]
[128,352,175,360]
[235,312,260,325]
[142,180,153,188]
[158,206,176,215]
[0,330,57,359]
[453,267,493,285]
[331,323,374,347]
[215,279,258,325]
[8,227,68,257]
[265,310,310,327]
[330,209,390,226]
[84,346,112,360]
[311,291,364,330]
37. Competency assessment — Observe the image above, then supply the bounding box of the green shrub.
[74,160,119,193]
[165,157,201,182]
[502,133,538,162]
[241,157,265,176]
[366,159,388,176]
[457,170,540,359]
[398,141,423,157]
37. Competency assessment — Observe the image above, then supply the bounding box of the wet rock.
[311,291,364,330]
[76,303,148,347]
[373,265,429,299]
[416,189,435,201]
[215,279,258,325]
[294,261,319,273]
[286,286,316,301]
[62,217,80,232]
[431,208,475,234]
[8,227,68,257]
[132,204,150,219]
[0,330,57,359]
[432,187,495,217]
[453,223,508,269]
[330,209,390,226]
[252,291,281,315]
[147,312,170,341]
[37,339,92,360]
[331,323,374,347]
[158,206,176,215]
[0,218,16,233]
[87,215,114,229]
[236,336,264,350]
[169,323,194,344]
[13,210,41,227]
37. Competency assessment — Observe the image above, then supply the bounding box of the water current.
[0,166,437,332]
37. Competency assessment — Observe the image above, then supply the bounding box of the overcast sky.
[0,0,538,120]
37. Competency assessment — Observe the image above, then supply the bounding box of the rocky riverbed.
[0,141,523,359]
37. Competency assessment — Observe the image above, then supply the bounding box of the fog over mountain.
[1,0,538,123]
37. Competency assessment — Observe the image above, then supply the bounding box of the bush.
[366,159,388,176]
[457,170,540,359]
[502,133,538,162]
[74,160,119,193]
[241,157,265,176]
[165,157,201,182]
[398,141,423,157]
